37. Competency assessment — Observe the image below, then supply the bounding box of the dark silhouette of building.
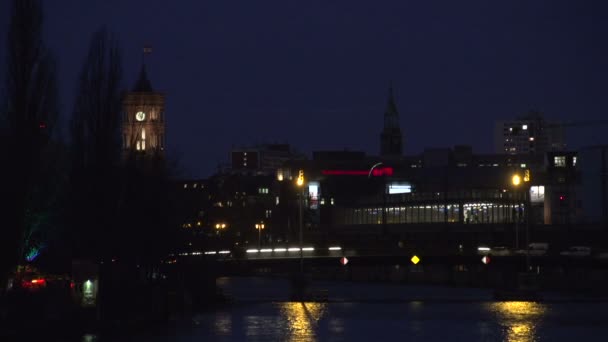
[380,84,403,157]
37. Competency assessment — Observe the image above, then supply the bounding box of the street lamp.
[512,174,521,186]
[511,174,521,250]
[255,223,265,249]
[511,171,531,271]
[296,170,305,273]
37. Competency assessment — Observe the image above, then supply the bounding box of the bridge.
[165,243,608,304]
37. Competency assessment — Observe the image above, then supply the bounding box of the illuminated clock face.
[135,111,146,121]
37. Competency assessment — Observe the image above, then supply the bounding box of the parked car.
[560,246,592,257]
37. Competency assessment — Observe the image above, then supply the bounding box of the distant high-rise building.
[380,84,403,157]
[494,111,565,155]
[231,144,302,175]
[122,63,165,158]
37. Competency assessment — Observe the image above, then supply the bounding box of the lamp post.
[296,170,305,273]
[255,223,265,250]
[511,172,530,271]
[511,174,521,250]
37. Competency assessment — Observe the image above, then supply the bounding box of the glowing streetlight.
[512,174,521,186]
[511,171,531,271]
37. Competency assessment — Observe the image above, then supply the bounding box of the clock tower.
[122,63,165,158]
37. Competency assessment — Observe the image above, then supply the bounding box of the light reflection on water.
[214,312,232,336]
[279,302,327,342]
[81,299,608,341]
[489,302,546,342]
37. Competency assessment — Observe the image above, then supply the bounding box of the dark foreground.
[3,277,608,341]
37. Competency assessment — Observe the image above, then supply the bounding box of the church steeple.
[380,82,403,157]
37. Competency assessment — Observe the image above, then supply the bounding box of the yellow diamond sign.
[410,255,420,265]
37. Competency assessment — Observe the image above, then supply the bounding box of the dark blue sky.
[2,0,608,177]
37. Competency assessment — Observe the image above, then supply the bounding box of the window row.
[337,202,525,225]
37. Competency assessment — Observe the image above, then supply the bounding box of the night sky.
[1,0,608,177]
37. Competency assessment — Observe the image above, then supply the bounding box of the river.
[83,277,608,341]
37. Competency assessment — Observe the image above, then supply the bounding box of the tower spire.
[380,81,403,157]
[133,45,153,92]
[385,81,399,127]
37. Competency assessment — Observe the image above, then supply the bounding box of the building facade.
[278,146,580,233]
[494,111,565,155]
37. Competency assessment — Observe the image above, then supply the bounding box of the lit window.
[265,210,272,218]
[183,183,187,188]
[275,196,280,205]
[243,152,247,156]
[330,198,335,205]
[529,137,534,141]
[141,128,146,140]
[509,127,513,132]
[320,198,325,205]
[522,124,528,130]
[554,156,566,167]
[520,164,526,168]
[193,183,197,188]
[141,140,145,150]
[573,156,577,167]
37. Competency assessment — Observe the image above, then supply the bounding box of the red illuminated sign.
[322,167,393,177]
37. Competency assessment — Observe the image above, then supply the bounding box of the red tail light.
[22,278,46,288]
[31,278,45,285]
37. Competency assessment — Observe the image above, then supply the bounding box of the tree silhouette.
[0,0,59,284]
[70,29,176,264]
[69,28,124,261]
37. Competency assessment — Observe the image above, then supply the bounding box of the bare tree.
[69,28,123,261]
[0,0,59,284]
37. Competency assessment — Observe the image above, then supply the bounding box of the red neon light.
[322,167,394,177]
[372,167,394,176]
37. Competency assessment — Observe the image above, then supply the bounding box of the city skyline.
[1,0,607,177]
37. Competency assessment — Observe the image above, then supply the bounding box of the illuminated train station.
[279,146,578,238]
